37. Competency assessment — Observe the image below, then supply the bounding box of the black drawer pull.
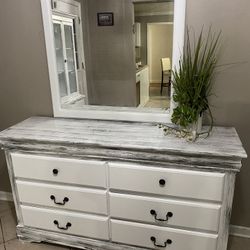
[52,169,59,175]
[159,179,166,186]
[150,210,173,222]
[53,220,71,230]
[150,237,172,247]
[50,195,69,205]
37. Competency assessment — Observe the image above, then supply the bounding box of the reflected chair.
[160,58,171,96]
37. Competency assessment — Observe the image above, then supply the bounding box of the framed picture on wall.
[97,12,114,26]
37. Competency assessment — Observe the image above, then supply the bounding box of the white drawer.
[109,163,225,201]
[111,220,218,250]
[21,206,109,240]
[17,180,107,215]
[110,193,221,232]
[12,153,106,188]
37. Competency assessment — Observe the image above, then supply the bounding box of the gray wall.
[0,0,53,191]
[0,0,250,228]
[186,0,250,227]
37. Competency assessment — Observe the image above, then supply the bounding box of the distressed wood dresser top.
[0,117,246,162]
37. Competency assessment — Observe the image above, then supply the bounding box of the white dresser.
[0,117,246,250]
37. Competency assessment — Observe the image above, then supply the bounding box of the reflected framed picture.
[97,12,114,26]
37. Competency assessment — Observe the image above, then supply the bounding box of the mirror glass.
[51,0,174,111]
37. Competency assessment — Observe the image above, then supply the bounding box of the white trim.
[41,0,62,117]
[40,0,186,123]
[56,106,171,123]
[0,191,13,201]
[170,0,186,115]
[230,225,250,238]
[52,14,73,23]
[135,11,174,17]
[61,92,84,105]
[76,3,89,104]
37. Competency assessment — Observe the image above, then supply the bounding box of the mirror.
[41,0,185,122]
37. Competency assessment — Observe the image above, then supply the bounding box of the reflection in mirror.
[50,0,174,111]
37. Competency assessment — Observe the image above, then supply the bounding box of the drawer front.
[109,163,225,201]
[12,153,106,188]
[21,206,109,240]
[111,220,218,250]
[17,180,108,215]
[110,193,221,232]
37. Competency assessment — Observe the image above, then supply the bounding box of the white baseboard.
[230,225,250,238]
[0,191,13,201]
[150,80,161,84]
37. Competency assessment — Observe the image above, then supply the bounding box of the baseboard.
[0,191,13,201]
[230,225,250,238]
[150,82,161,87]
[150,80,161,84]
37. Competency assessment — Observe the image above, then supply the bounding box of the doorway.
[146,22,173,108]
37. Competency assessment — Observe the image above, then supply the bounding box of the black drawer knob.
[150,236,172,247]
[53,169,59,175]
[53,220,71,230]
[159,179,166,186]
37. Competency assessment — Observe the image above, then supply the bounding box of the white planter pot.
[195,113,203,133]
[189,113,203,141]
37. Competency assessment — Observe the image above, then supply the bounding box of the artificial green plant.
[171,28,221,131]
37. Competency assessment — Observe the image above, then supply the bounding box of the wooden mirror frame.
[40,0,186,123]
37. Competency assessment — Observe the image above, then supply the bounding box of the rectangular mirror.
[41,0,186,122]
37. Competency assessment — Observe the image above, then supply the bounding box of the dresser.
[0,117,246,250]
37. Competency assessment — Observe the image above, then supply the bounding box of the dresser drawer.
[17,180,107,215]
[11,153,106,188]
[21,206,109,240]
[110,193,221,232]
[109,163,225,201]
[111,220,218,250]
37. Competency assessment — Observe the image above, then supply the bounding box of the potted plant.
[167,28,221,141]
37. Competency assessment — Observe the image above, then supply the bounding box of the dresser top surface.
[0,117,246,160]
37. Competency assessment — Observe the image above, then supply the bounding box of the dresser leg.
[217,172,236,250]
[17,227,43,244]
[18,235,42,244]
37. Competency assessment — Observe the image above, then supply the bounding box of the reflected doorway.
[134,1,174,109]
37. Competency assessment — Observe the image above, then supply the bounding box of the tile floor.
[144,85,170,109]
[0,200,249,250]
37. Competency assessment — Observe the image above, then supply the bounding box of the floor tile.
[144,86,170,109]
[0,210,17,242]
[228,236,250,250]
[5,239,70,250]
[0,244,5,250]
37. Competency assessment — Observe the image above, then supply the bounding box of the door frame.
[147,22,173,85]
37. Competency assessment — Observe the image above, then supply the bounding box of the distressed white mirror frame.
[40,0,186,123]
